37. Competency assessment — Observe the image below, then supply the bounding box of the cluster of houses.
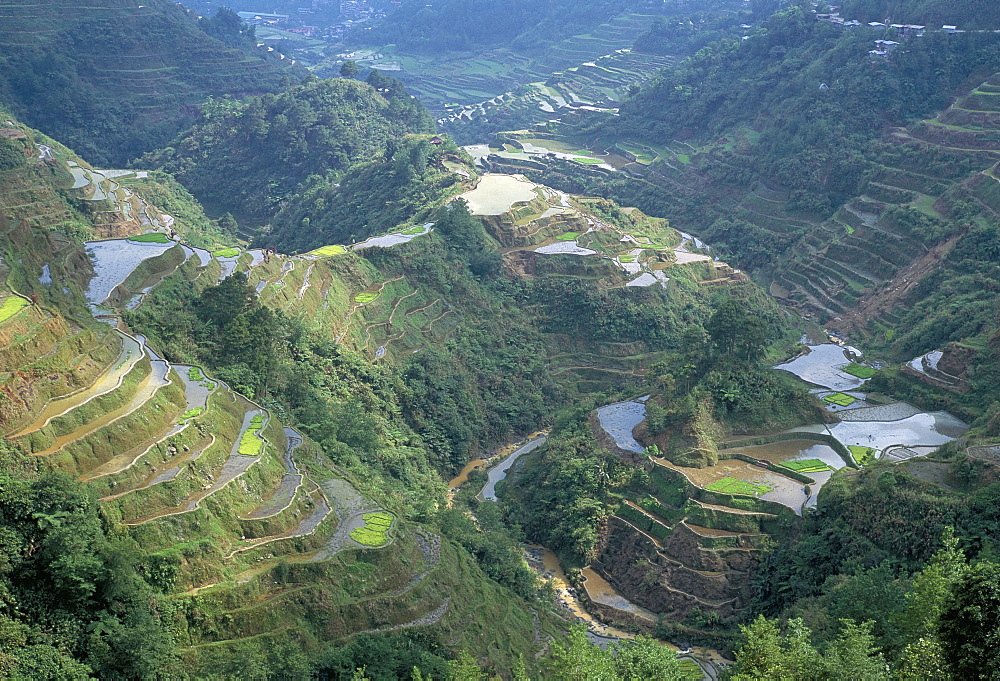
[811,7,965,60]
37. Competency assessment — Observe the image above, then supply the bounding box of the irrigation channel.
[449,434,724,679]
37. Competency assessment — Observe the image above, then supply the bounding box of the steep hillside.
[147,74,435,225]
[0,109,762,674]
[0,0,296,166]
[838,0,1000,28]
[0,115,571,676]
[483,8,1000,401]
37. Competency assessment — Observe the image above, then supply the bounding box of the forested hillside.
[148,73,434,224]
[512,5,1000,369]
[351,0,644,53]
[839,0,1000,29]
[0,0,297,166]
[4,0,1000,676]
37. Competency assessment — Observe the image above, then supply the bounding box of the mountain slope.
[147,74,435,225]
[0,0,296,166]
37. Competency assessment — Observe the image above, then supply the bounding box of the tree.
[445,650,485,680]
[939,561,1000,678]
[822,619,889,680]
[611,635,686,679]
[542,625,616,680]
[894,637,949,681]
[706,299,769,362]
[731,615,808,679]
[731,616,888,680]
[340,60,361,78]
[900,527,967,644]
[196,272,255,329]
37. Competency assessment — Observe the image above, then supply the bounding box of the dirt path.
[827,231,963,335]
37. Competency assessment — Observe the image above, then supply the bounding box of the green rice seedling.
[0,297,29,324]
[843,363,876,378]
[823,392,856,406]
[128,232,171,243]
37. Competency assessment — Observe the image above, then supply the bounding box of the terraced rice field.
[779,459,833,474]
[350,511,395,546]
[0,296,30,323]
[704,477,773,497]
[309,244,346,257]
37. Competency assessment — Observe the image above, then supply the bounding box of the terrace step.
[125,409,268,525]
[224,482,332,558]
[99,434,216,501]
[239,427,305,520]
[9,330,144,438]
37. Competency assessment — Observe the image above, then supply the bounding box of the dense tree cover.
[266,135,466,252]
[633,11,752,56]
[0,137,29,172]
[730,616,891,679]
[352,0,643,54]
[148,73,434,224]
[198,7,256,50]
[0,0,294,165]
[939,562,1000,677]
[314,631,453,679]
[621,6,1000,151]
[749,459,1000,677]
[838,0,1000,29]
[506,409,634,564]
[539,625,687,679]
[0,452,179,678]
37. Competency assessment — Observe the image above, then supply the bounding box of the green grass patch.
[354,292,380,304]
[843,363,876,379]
[213,248,240,258]
[187,366,205,382]
[399,225,427,235]
[179,407,203,423]
[822,392,856,407]
[350,511,394,547]
[848,446,877,466]
[556,232,581,241]
[238,413,265,456]
[676,154,692,165]
[572,157,603,164]
[678,658,704,680]
[705,477,772,497]
[309,244,346,257]
[128,232,171,243]
[0,296,30,324]
[779,459,833,474]
[618,254,638,263]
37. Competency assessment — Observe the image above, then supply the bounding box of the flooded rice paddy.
[85,239,176,305]
[173,365,216,412]
[216,255,239,281]
[774,343,865,391]
[625,271,669,288]
[352,223,434,250]
[460,174,539,215]
[534,240,598,255]
[825,412,966,451]
[581,567,657,621]
[596,398,649,453]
